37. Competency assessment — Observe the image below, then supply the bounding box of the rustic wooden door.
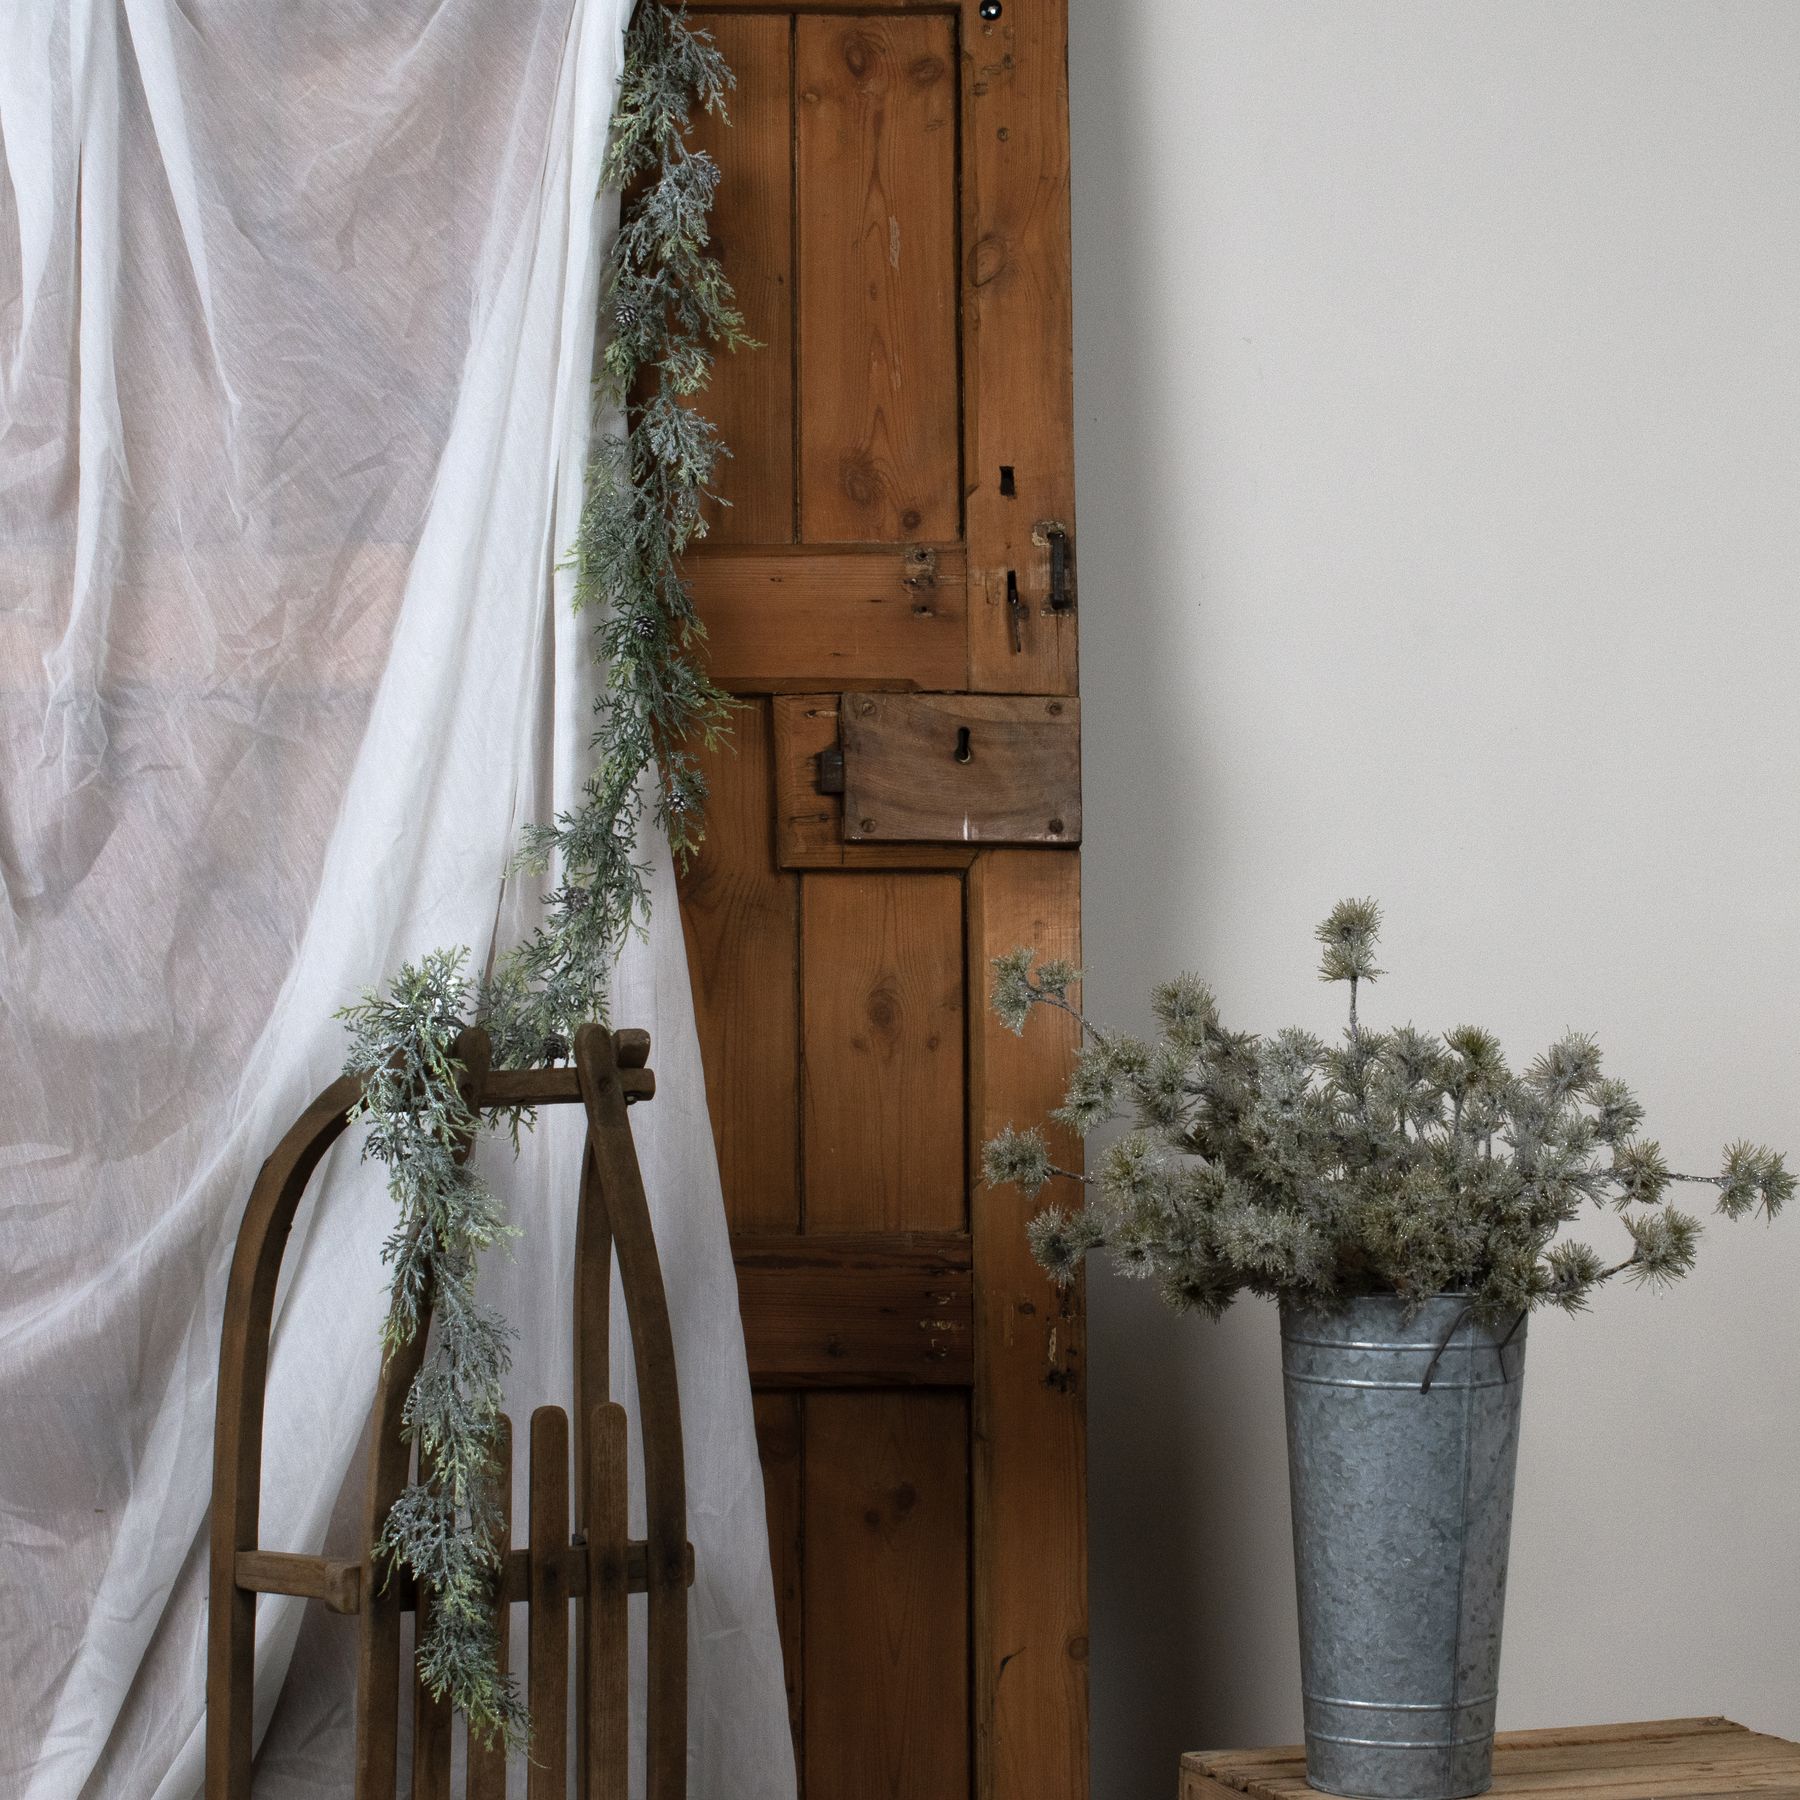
[672,4,1085,1796]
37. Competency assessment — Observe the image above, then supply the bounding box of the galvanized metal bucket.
[1280,1294,1528,1800]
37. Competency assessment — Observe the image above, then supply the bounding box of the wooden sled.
[206,1022,690,1798]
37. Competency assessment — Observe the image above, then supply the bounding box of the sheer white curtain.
[0,3,795,1795]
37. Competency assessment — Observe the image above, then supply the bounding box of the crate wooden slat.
[1181,1720,1800,1800]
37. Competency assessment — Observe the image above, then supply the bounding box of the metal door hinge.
[815,744,845,795]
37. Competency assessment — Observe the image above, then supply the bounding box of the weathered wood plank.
[676,702,801,1231]
[961,0,1078,694]
[688,545,968,693]
[968,852,1087,1800]
[841,692,1081,845]
[735,1231,974,1385]
[803,1392,971,1799]
[771,694,978,870]
[754,1392,806,1782]
[801,873,965,1231]
[1181,1721,1800,1800]
[796,14,960,542]
[690,11,795,544]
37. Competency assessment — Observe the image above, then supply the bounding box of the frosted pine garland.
[336,4,747,1744]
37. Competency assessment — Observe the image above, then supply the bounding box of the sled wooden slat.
[207,1024,692,1799]
[573,1135,612,1800]
[410,1587,452,1799]
[1180,1720,1800,1800]
[576,1024,689,1800]
[529,1407,573,1799]
[466,1415,513,1800]
[585,1403,631,1797]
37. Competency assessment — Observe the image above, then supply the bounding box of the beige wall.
[1067,4,1800,1793]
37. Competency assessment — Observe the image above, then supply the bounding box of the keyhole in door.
[954,726,973,764]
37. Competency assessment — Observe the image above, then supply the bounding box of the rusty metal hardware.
[1044,525,1072,612]
[1005,569,1026,653]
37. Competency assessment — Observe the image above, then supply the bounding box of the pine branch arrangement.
[333,4,745,1746]
[986,901,1792,1324]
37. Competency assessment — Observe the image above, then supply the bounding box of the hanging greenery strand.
[335,2,746,1745]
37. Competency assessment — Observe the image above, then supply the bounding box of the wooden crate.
[1182,1718,1800,1800]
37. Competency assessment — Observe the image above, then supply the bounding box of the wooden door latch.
[811,692,1080,845]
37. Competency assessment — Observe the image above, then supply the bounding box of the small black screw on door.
[979,0,1002,18]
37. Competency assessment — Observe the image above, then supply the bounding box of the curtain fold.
[0,4,795,1794]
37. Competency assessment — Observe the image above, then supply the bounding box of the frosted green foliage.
[1025,1206,1108,1283]
[1622,1207,1702,1287]
[990,947,1042,1035]
[1316,896,1384,1032]
[982,1125,1054,1198]
[986,902,1790,1327]
[332,6,749,1745]
[339,951,525,1746]
[989,945,1086,1040]
[1717,1140,1796,1220]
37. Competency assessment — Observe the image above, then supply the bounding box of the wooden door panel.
[676,703,800,1232]
[969,851,1087,1799]
[754,1392,806,1750]
[961,7,1079,693]
[688,13,795,544]
[676,6,1083,1798]
[803,1392,971,1800]
[800,872,965,1231]
[686,543,969,693]
[795,15,961,544]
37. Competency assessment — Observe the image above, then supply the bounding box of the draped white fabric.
[0,4,796,1796]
